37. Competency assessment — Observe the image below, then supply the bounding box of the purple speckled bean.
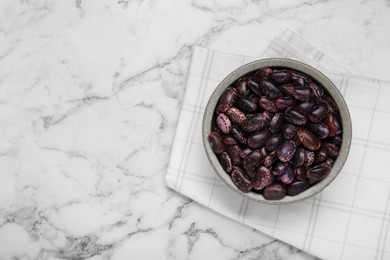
[208,132,224,154]
[247,129,271,149]
[227,145,241,166]
[309,102,328,123]
[264,151,278,168]
[260,80,281,98]
[307,163,331,184]
[254,67,272,79]
[219,152,232,173]
[285,107,307,126]
[310,123,329,139]
[216,113,232,134]
[252,166,273,190]
[269,112,284,134]
[216,87,237,114]
[271,161,288,176]
[235,78,249,97]
[271,70,292,84]
[288,180,310,196]
[297,128,321,151]
[279,164,295,184]
[295,166,307,181]
[243,150,263,177]
[266,134,282,152]
[325,114,342,137]
[226,107,247,125]
[293,147,306,167]
[275,96,295,110]
[259,96,278,112]
[278,139,297,162]
[231,167,253,192]
[263,184,286,200]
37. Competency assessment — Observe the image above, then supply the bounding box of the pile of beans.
[208,67,342,200]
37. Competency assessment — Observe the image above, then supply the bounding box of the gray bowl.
[202,58,352,205]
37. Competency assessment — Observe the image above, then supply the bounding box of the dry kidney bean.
[288,180,310,196]
[261,111,273,123]
[308,102,328,123]
[297,100,315,115]
[297,128,321,151]
[252,166,273,190]
[222,135,237,145]
[310,123,329,139]
[325,114,342,136]
[208,131,224,154]
[247,78,262,96]
[243,150,263,177]
[235,78,249,97]
[239,147,253,159]
[264,151,278,168]
[278,139,297,162]
[295,166,307,181]
[322,94,338,114]
[293,147,306,167]
[307,163,331,184]
[235,96,257,113]
[304,150,315,167]
[259,96,278,112]
[322,142,340,157]
[227,145,241,166]
[292,86,312,101]
[271,70,292,84]
[275,97,295,110]
[295,77,307,89]
[282,123,297,140]
[279,164,295,184]
[279,83,296,96]
[263,184,286,200]
[260,80,281,98]
[208,66,343,200]
[271,161,288,176]
[308,82,324,98]
[325,158,334,167]
[266,134,282,152]
[260,147,268,159]
[254,67,273,79]
[314,148,328,164]
[231,125,247,144]
[292,70,312,82]
[327,135,342,146]
[231,167,253,192]
[216,113,232,134]
[285,107,307,125]
[226,107,247,125]
[247,129,271,149]
[219,152,232,173]
[269,112,284,134]
[216,87,236,114]
[241,113,266,132]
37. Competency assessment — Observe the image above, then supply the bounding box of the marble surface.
[0,0,389,259]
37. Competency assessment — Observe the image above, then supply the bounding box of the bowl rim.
[202,58,352,205]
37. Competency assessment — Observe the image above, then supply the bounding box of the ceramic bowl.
[202,58,352,205]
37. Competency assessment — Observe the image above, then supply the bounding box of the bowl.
[202,58,352,205]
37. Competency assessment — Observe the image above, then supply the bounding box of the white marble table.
[0,0,389,259]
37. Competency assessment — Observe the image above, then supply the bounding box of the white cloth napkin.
[166,29,390,260]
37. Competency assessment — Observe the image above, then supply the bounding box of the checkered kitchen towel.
[166,30,390,260]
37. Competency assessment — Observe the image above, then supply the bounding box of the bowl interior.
[202,58,352,205]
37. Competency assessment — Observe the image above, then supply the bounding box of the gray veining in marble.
[0,0,389,259]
